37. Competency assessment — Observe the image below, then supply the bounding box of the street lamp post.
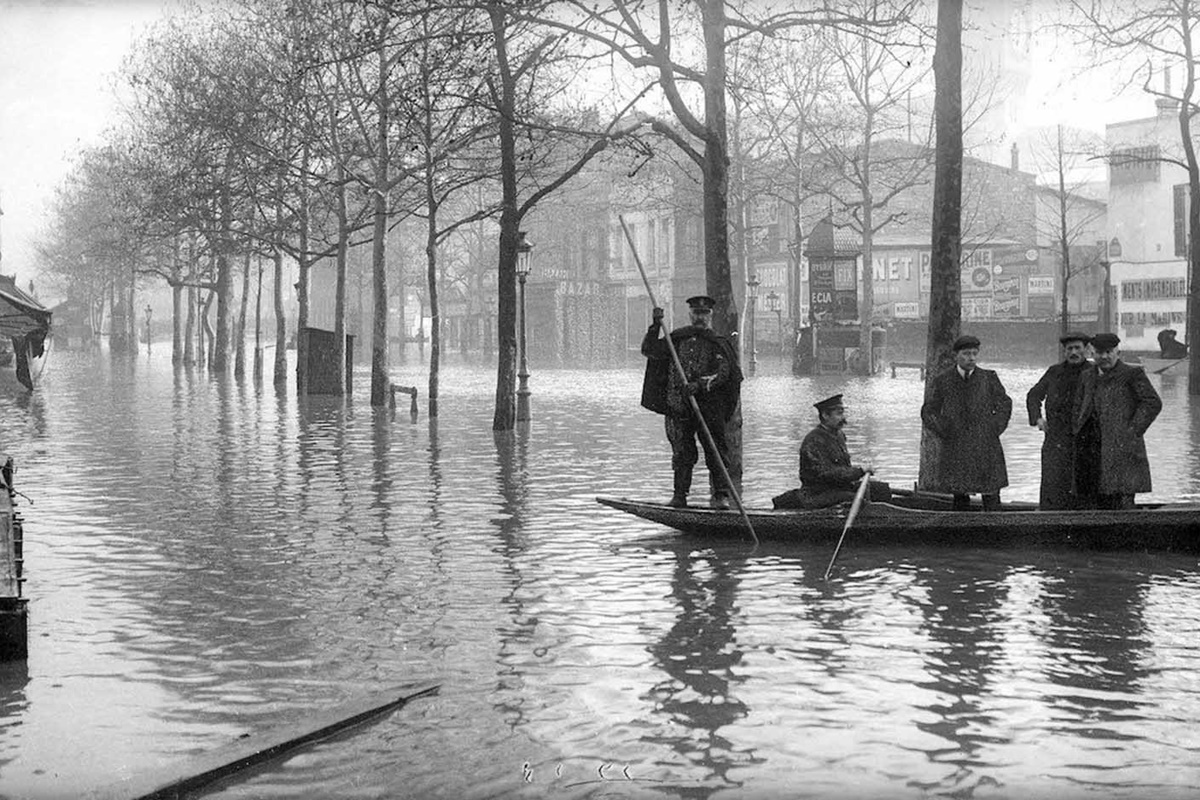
[516,231,534,422]
[747,274,760,376]
[766,290,783,356]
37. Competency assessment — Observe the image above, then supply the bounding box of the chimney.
[1158,64,1180,115]
[1010,142,1019,171]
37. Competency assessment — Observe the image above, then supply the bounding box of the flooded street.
[2,348,1200,799]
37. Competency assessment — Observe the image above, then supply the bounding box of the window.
[1110,145,1161,185]
[1174,184,1189,257]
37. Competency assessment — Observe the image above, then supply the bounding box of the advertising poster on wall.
[810,259,859,322]
[993,275,1021,317]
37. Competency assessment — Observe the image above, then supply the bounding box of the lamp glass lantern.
[765,290,780,313]
[516,232,533,277]
[516,231,534,421]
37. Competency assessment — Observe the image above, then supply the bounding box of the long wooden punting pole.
[89,682,439,800]
[618,215,758,547]
[823,473,871,580]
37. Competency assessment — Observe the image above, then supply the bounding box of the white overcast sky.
[0,0,1156,289]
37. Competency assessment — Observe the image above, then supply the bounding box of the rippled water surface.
[2,348,1200,799]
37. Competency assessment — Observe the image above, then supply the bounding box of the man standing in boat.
[1025,331,1091,509]
[773,394,889,509]
[1072,332,1162,510]
[920,334,1012,511]
[641,295,742,509]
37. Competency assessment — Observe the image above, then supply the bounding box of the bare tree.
[1073,0,1200,392]
[919,0,963,489]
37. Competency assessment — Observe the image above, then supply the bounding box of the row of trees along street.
[33,0,1200,433]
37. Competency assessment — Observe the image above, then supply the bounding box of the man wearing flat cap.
[1071,332,1162,509]
[920,334,1012,510]
[772,394,889,509]
[1025,331,1092,509]
[641,295,743,508]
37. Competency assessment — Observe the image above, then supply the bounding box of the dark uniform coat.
[641,323,742,497]
[792,424,866,508]
[920,366,1012,493]
[1071,360,1161,496]
[1025,360,1088,508]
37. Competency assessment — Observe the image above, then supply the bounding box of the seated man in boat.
[1157,329,1189,359]
[1072,332,1162,510]
[773,394,890,509]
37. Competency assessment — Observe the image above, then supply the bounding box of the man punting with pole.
[640,295,743,509]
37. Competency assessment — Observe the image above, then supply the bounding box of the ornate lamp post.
[766,290,783,356]
[747,274,760,376]
[516,231,534,422]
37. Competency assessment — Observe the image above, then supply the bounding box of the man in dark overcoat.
[772,394,889,509]
[920,334,1012,510]
[1026,331,1091,509]
[1072,332,1162,509]
[641,295,743,509]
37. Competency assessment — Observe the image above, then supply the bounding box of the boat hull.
[1140,356,1189,376]
[596,496,1200,552]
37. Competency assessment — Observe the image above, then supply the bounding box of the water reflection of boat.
[0,275,51,390]
[596,490,1200,552]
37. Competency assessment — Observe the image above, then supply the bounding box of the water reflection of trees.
[911,560,1011,793]
[492,429,536,731]
[642,543,753,794]
[1037,563,1151,727]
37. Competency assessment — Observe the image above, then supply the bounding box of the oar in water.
[823,473,872,580]
[618,214,758,547]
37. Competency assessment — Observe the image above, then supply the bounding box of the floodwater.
[1,347,1200,800]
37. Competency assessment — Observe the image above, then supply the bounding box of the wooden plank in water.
[87,682,439,800]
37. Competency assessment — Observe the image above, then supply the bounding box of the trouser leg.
[982,492,1001,511]
[952,493,970,511]
[666,416,698,499]
[701,412,732,499]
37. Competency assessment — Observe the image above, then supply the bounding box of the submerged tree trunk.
[919,0,963,489]
[490,4,519,432]
[235,252,250,378]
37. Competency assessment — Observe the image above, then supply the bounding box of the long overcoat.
[1071,360,1162,495]
[640,324,741,422]
[1025,360,1088,508]
[920,366,1011,493]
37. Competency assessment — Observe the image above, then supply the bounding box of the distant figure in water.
[1157,328,1189,359]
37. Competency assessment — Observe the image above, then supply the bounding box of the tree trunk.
[296,146,311,396]
[859,112,875,375]
[172,236,184,365]
[919,0,963,489]
[254,257,264,384]
[425,170,441,419]
[1057,124,1071,339]
[490,4,519,432]
[1180,48,1200,393]
[370,44,390,407]
[235,252,250,378]
[333,170,348,397]
[701,0,737,341]
[273,193,288,386]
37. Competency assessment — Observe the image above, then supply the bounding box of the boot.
[709,493,730,510]
[670,467,692,509]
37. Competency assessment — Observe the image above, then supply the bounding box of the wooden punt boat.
[596,489,1200,552]
[1138,356,1189,376]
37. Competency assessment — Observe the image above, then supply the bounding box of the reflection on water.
[1,352,1200,798]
